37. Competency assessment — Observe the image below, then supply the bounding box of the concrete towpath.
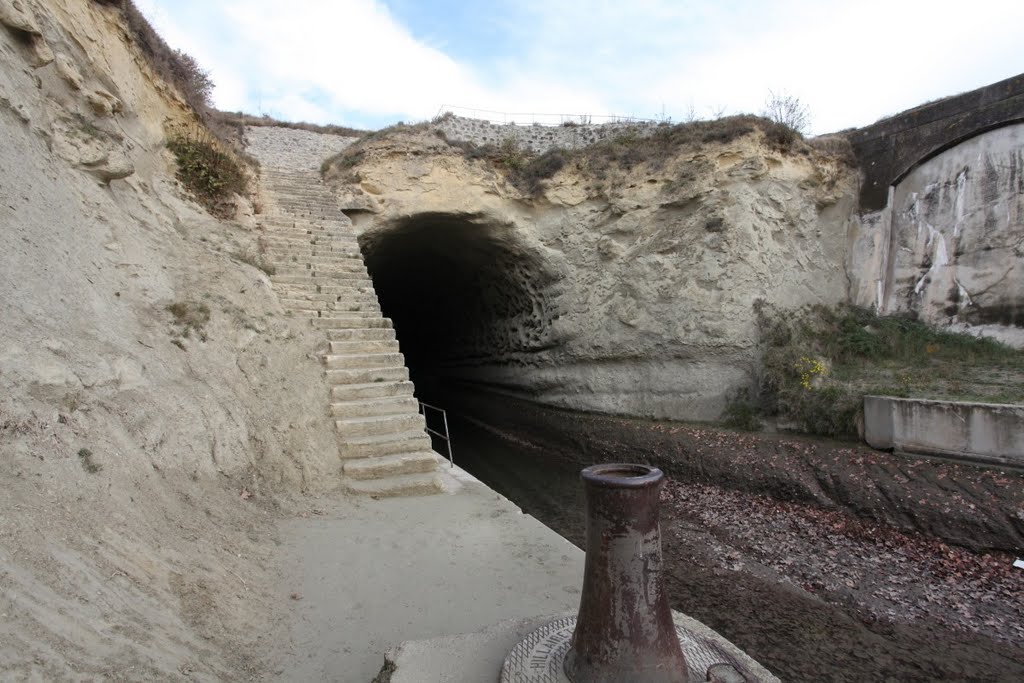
[273,467,585,681]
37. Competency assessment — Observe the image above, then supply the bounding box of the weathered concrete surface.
[848,123,1024,343]
[864,395,1024,466]
[274,467,585,681]
[849,73,1024,211]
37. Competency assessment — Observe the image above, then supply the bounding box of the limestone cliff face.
[848,123,1024,347]
[329,128,858,420]
[1,2,338,676]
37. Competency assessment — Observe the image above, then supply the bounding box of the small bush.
[167,300,211,339]
[167,129,247,215]
[755,302,1024,437]
[77,448,102,474]
[496,137,526,170]
[510,149,566,195]
[235,250,275,276]
[722,389,762,431]
[762,121,800,151]
[809,135,858,166]
[762,90,811,135]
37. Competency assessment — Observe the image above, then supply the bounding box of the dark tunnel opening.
[358,212,559,401]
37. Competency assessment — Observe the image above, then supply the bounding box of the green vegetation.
[167,130,247,216]
[749,303,1024,437]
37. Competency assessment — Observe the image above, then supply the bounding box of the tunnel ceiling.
[360,213,559,369]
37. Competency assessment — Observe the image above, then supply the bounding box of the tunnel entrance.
[358,212,559,396]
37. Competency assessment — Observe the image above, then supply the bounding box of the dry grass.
[166,300,211,340]
[211,111,365,138]
[92,1,212,113]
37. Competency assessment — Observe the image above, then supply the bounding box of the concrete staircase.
[257,168,443,497]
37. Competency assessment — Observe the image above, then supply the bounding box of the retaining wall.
[434,115,664,154]
[864,395,1024,466]
[848,73,1024,211]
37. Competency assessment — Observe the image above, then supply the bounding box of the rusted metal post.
[564,463,688,683]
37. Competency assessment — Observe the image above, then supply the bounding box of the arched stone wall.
[848,123,1024,344]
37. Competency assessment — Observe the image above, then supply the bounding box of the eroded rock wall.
[333,129,857,420]
[1,1,338,677]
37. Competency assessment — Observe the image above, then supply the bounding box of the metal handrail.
[419,401,454,468]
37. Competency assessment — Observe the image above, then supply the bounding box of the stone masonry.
[434,114,663,154]
[246,127,443,496]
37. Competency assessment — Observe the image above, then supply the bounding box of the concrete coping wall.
[434,114,667,154]
[864,395,1024,467]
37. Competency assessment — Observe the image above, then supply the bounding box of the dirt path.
[441,392,1024,682]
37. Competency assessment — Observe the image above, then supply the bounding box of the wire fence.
[436,105,666,127]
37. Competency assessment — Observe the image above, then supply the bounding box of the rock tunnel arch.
[356,211,563,394]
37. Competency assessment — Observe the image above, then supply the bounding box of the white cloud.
[137,0,1024,132]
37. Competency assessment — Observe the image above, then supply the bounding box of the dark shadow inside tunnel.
[357,212,559,399]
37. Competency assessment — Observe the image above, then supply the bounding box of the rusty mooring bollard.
[563,463,688,683]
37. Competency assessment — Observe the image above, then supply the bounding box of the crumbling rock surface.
[330,128,858,420]
[1,1,339,678]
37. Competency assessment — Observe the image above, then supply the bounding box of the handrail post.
[418,401,454,468]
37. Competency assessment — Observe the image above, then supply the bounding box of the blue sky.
[135,0,1024,134]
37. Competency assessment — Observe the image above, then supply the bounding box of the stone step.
[328,339,399,354]
[266,247,363,258]
[274,269,371,282]
[325,365,408,385]
[271,273,374,286]
[280,258,367,271]
[297,296,379,308]
[260,219,352,229]
[267,211,341,221]
[267,241,361,251]
[262,181,331,190]
[325,327,396,342]
[336,412,424,438]
[265,195,337,203]
[338,429,432,460]
[264,239,359,251]
[272,260,367,274]
[277,294,379,307]
[265,238,357,250]
[275,291,379,305]
[311,316,392,329]
[269,193,337,201]
[343,472,442,497]
[316,284,377,296]
[342,451,439,481]
[281,301,380,315]
[262,234,354,246]
[331,380,415,401]
[330,396,419,418]
[262,228,354,240]
[324,352,404,370]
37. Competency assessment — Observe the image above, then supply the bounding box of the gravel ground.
[441,389,1024,682]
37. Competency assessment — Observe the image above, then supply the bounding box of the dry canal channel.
[424,391,1024,683]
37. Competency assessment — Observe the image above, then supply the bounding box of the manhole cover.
[500,614,750,683]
